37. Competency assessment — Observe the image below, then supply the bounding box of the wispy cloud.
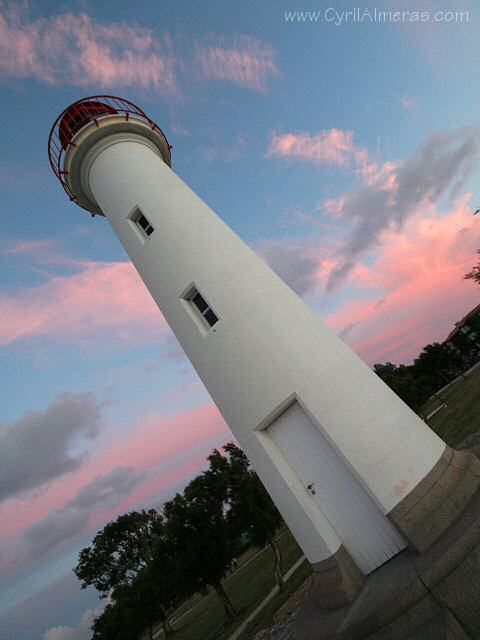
[324,126,479,289]
[266,129,357,166]
[193,34,280,92]
[261,128,479,364]
[0,8,180,96]
[401,95,420,112]
[0,7,279,96]
[0,257,166,348]
[273,126,480,291]
[324,199,480,364]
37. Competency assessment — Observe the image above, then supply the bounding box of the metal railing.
[48,95,171,209]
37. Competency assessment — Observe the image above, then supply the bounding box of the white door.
[267,401,406,574]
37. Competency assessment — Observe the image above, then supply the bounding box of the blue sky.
[1,1,479,638]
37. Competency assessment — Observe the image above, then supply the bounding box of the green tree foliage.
[80,444,287,637]
[108,567,167,640]
[92,602,132,640]
[206,443,285,590]
[74,509,175,637]
[74,509,162,595]
[374,343,462,411]
[164,473,238,622]
[412,342,454,381]
[91,588,155,640]
[464,249,480,285]
[373,362,422,410]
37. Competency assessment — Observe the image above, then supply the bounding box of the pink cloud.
[0,8,180,95]
[0,259,166,347]
[265,126,399,199]
[321,126,479,290]
[324,199,480,364]
[194,34,280,92]
[401,95,420,112]
[0,7,280,96]
[266,129,357,166]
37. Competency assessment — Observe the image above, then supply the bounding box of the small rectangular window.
[128,207,154,241]
[181,285,219,334]
[137,214,154,236]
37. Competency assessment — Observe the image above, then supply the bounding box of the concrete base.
[310,546,365,609]
[296,447,480,639]
[388,447,480,552]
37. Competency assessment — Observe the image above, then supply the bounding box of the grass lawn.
[422,363,480,447]
[151,528,310,640]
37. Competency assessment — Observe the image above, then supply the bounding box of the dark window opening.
[204,308,219,327]
[193,293,208,314]
[184,287,219,330]
[136,213,154,236]
[129,207,154,239]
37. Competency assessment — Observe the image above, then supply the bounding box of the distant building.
[444,302,480,361]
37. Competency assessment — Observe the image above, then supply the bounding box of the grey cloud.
[25,508,87,559]
[25,466,143,559]
[260,241,321,297]
[327,126,479,290]
[339,323,356,339]
[0,392,103,502]
[72,466,143,509]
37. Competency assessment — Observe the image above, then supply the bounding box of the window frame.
[127,206,155,242]
[180,284,219,335]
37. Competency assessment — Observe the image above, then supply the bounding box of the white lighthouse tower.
[48,97,480,616]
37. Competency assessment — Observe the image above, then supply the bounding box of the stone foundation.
[388,446,480,552]
[310,545,365,609]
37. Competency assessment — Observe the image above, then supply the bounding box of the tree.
[74,509,175,637]
[373,362,422,410]
[412,342,455,390]
[373,343,462,412]
[164,474,238,622]
[464,249,480,285]
[206,443,285,591]
[109,567,165,640]
[91,601,139,640]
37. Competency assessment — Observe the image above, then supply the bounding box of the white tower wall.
[69,128,446,568]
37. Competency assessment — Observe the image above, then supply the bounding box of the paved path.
[226,555,306,640]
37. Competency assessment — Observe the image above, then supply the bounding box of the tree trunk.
[160,604,175,637]
[269,536,285,592]
[212,581,236,622]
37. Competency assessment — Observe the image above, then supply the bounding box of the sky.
[1,1,480,638]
